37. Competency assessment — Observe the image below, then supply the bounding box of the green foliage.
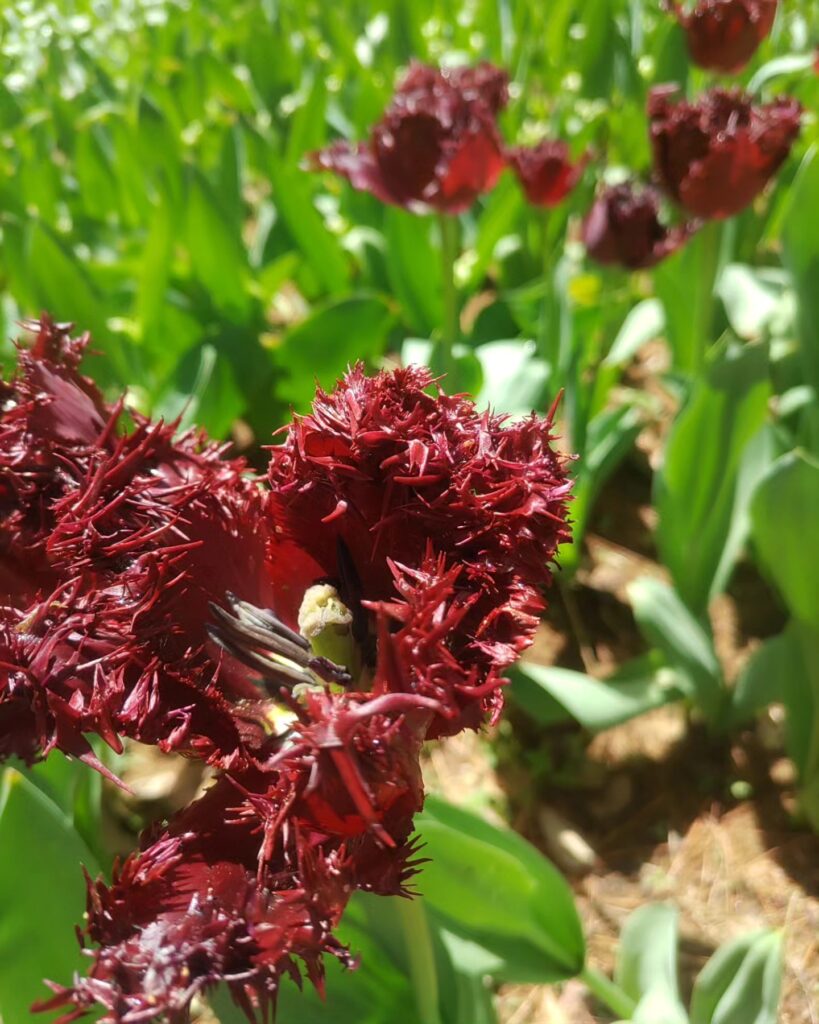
[655,342,772,617]
[603,905,783,1024]
[0,766,101,1024]
[417,796,585,984]
[615,904,688,1024]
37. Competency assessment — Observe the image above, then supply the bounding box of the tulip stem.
[438,213,460,376]
[694,218,723,371]
[397,896,442,1024]
[580,964,637,1020]
[538,209,553,361]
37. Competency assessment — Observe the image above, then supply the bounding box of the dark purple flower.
[309,62,509,214]
[506,140,589,207]
[582,181,696,269]
[665,0,778,74]
[648,85,801,220]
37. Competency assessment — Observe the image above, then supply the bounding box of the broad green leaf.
[137,191,175,339]
[655,341,771,614]
[691,930,782,1024]
[74,124,119,222]
[336,892,498,1024]
[628,577,724,724]
[474,339,549,416]
[383,209,443,336]
[562,403,642,572]
[782,146,819,448]
[615,904,688,1024]
[511,654,685,732]
[748,53,816,92]
[717,265,784,341]
[25,222,104,338]
[730,628,794,726]
[603,298,665,368]
[654,221,724,375]
[461,176,523,291]
[750,450,819,627]
[416,796,585,983]
[278,295,394,411]
[154,342,244,439]
[185,170,250,320]
[269,155,351,294]
[0,768,100,1024]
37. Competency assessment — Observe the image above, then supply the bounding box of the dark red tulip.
[582,182,696,269]
[648,85,801,220]
[665,0,777,74]
[309,62,509,214]
[0,319,275,775]
[506,140,589,207]
[5,321,573,1023]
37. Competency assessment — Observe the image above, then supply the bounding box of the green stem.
[397,897,442,1024]
[692,218,723,374]
[438,213,460,376]
[580,964,637,1020]
[538,208,552,361]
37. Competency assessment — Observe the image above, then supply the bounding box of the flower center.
[208,591,353,697]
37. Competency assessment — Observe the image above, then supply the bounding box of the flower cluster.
[310,61,588,214]
[0,318,571,1022]
[310,42,800,274]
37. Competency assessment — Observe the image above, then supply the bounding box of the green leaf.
[20,752,105,867]
[750,450,819,627]
[717,265,783,342]
[511,654,685,732]
[278,295,394,411]
[269,154,351,294]
[748,53,816,93]
[615,904,688,1024]
[691,930,782,1024]
[0,768,101,1024]
[383,209,443,336]
[185,169,250,320]
[782,146,819,448]
[603,298,665,368]
[474,339,550,417]
[25,221,104,338]
[154,342,244,439]
[137,191,175,339]
[627,577,724,724]
[730,629,794,726]
[416,796,585,983]
[562,403,642,573]
[655,341,771,614]
[461,176,523,291]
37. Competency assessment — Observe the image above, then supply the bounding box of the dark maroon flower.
[648,85,801,220]
[8,327,573,1023]
[38,557,516,1023]
[309,62,509,214]
[582,181,696,269]
[506,141,589,207]
[1,319,276,772]
[665,0,777,74]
